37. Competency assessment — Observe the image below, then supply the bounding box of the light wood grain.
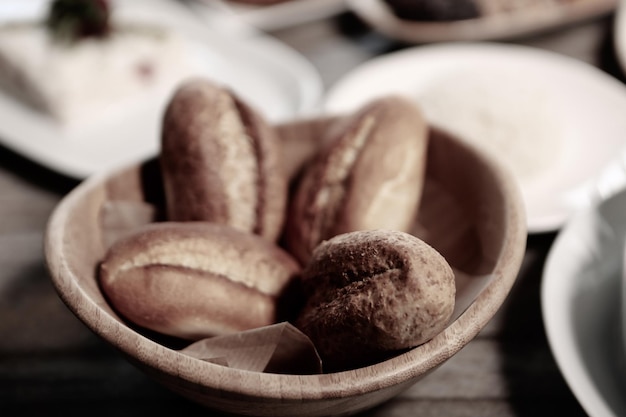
[43,118,526,416]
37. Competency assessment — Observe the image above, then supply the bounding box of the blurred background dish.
[0,0,322,179]
[614,0,626,72]
[542,188,626,417]
[346,0,617,43]
[197,0,348,32]
[623,224,626,376]
[324,43,626,233]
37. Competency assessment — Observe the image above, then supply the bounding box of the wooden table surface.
[1,6,624,417]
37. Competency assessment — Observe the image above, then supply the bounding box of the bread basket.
[44,117,526,416]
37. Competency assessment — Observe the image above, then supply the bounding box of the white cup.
[622,241,626,357]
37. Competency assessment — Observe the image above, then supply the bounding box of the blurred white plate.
[0,0,322,179]
[542,188,626,417]
[324,43,626,233]
[215,0,347,32]
[347,0,617,43]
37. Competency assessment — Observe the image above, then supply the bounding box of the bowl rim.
[44,132,527,401]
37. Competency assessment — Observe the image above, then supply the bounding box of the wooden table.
[1,8,623,416]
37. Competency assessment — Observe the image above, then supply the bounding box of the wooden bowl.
[44,118,527,417]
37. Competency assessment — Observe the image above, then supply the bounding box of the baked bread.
[161,78,286,242]
[285,96,429,264]
[98,221,301,340]
[295,229,456,372]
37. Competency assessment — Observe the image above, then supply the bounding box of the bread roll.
[295,229,455,372]
[285,96,429,264]
[160,78,286,242]
[99,222,301,340]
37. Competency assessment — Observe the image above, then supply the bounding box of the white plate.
[324,43,626,233]
[347,0,617,43]
[614,0,626,73]
[215,0,347,32]
[0,0,323,179]
[542,188,626,417]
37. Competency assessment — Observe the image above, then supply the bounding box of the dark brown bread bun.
[99,222,301,340]
[285,96,429,264]
[160,78,286,242]
[295,229,455,372]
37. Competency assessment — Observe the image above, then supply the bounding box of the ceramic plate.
[0,0,322,179]
[347,0,617,43]
[216,0,347,32]
[542,188,626,417]
[324,43,626,233]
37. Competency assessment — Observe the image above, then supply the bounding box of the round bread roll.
[99,222,301,340]
[160,78,286,242]
[285,95,429,264]
[295,229,455,372]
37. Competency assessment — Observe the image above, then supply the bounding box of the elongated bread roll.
[285,96,429,264]
[160,78,286,242]
[99,222,301,340]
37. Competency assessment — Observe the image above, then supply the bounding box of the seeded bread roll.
[99,222,301,340]
[295,229,455,372]
[160,78,286,242]
[285,96,429,264]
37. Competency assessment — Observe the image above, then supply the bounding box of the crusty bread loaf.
[98,222,301,340]
[285,96,429,264]
[295,229,455,372]
[160,78,286,242]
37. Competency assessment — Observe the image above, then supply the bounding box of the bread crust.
[295,229,455,372]
[98,222,301,340]
[285,96,429,264]
[160,78,286,242]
